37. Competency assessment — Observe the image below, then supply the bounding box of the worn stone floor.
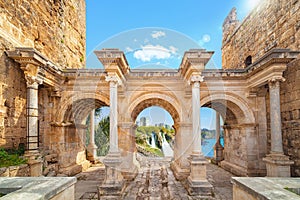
[75,156,234,200]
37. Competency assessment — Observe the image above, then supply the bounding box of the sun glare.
[247,0,261,10]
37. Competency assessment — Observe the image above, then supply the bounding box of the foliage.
[135,125,175,156]
[95,116,110,156]
[0,148,27,168]
[144,145,164,157]
[201,128,216,139]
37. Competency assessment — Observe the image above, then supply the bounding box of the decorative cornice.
[6,47,63,88]
[180,49,214,81]
[94,48,130,75]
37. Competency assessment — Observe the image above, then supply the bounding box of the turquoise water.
[202,138,224,158]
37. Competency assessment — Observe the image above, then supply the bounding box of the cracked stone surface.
[75,157,233,200]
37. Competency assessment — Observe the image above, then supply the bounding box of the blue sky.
[86,0,259,129]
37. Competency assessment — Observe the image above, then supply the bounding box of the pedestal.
[213,142,224,164]
[263,154,294,177]
[24,150,43,177]
[170,159,190,181]
[98,152,124,199]
[87,144,98,163]
[187,154,213,197]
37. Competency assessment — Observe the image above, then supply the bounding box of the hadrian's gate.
[7,47,298,180]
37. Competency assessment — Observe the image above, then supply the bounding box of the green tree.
[95,116,110,156]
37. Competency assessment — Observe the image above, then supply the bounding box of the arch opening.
[134,105,175,158]
[63,98,108,125]
[131,97,180,125]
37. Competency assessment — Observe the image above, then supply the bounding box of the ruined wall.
[280,60,300,176]
[222,0,300,176]
[222,0,300,69]
[0,0,86,148]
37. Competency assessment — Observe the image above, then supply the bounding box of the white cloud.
[133,44,177,62]
[125,47,133,52]
[151,31,166,39]
[169,46,178,54]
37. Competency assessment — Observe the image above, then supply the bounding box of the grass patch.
[284,187,300,196]
[0,148,27,168]
[143,145,164,157]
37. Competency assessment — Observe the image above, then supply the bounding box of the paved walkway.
[75,157,234,200]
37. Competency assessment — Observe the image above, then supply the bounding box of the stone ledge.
[0,177,76,200]
[232,177,300,200]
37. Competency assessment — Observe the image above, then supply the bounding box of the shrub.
[0,148,27,168]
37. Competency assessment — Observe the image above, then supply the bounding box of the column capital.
[105,75,121,86]
[189,75,204,86]
[268,76,285,89]
[25,75,43,88]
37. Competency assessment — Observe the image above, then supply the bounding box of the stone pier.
[87,109,98,162]
[214,112,224,164]
[263,77,294,177]
[98,75,124,199]
[22,63,43,177]
[187,75,212,197]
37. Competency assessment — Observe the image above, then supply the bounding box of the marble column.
[171,123,192,180]
[269,80,283,154]
[214,112,224,163]
[87,109,97,162]
[263,77,293,177]
[187,75,212,197]
[24,74,43,177]
[98,75,124,198]
[191,76,202,155]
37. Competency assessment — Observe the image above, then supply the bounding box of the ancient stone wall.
[0,0,86,149]
[280,60,300,176]
[223,0,300,176]
[0,0,86,68]
[0,37,27,149]
[222,0,300,69]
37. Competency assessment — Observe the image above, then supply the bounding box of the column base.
[98,151,124,199]
[213,143,224,164]
[24,150,43,177]
[170,160,190,181]
[98,182,124,200]
[263,153,294,177]
[87,144,98,162]
[187,176,213,197]
[121,164,138,181]
[187,153,213,197]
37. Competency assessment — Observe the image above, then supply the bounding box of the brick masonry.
[222,0,300,176]
[222,0,300,69]
[0,0,86,148]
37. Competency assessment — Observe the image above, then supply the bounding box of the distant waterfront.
[202,138,224,158]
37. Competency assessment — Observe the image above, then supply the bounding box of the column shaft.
[192,81,202,154]
[27,82,39,151]
[216,112,221,144]
[269,80,283,154]
[109,81,118,153]
[89,109,95,146]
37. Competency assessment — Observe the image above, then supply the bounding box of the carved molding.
[268,76,285,89]
[105,75,121,86]
[188,75,204,86]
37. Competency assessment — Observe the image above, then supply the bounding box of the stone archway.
[49,94,109,175]
[201,93,261,176]
[56,92,110,124]
[118,93,183,179]
[130,97,181,125]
